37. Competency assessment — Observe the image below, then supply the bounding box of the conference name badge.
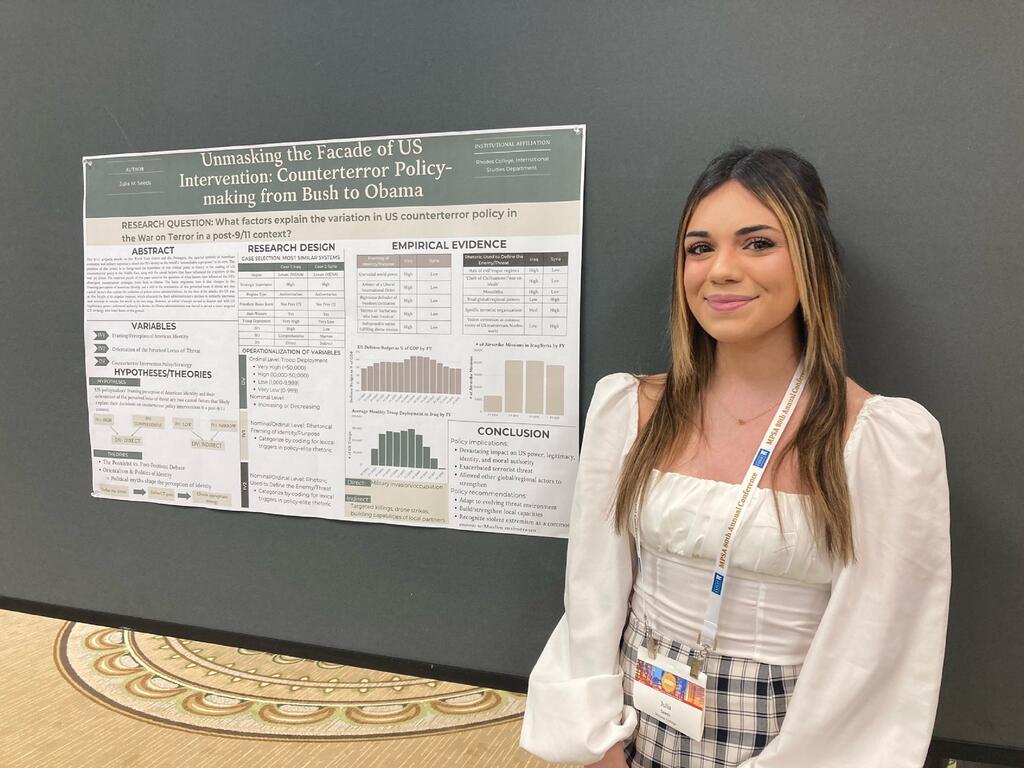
[633,647,707,741]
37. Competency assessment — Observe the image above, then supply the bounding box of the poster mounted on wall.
[82,125,585,537]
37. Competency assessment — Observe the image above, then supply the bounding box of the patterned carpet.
[56,620,524,740]
[0,608,572,767]
[0,609,972,767]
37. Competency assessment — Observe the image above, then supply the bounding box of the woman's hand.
[586,741,629,768]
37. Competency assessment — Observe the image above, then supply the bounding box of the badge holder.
[633,629,709,740]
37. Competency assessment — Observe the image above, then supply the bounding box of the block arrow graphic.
[95,356,109,366]
[94,343,109,353]
[94,331,109,340]
[177,492,192,500]
[132,488,146,496]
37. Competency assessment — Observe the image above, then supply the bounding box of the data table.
[237,261,345,348]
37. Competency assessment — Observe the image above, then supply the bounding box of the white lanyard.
[633,356,808,676]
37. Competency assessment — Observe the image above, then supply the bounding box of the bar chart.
[482,359,565,416]
[359,355,462,394]
[369,426,442,469]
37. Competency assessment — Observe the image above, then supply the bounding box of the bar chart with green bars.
[370,427,441,469]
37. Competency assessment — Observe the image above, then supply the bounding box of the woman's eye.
[687,238,774,257]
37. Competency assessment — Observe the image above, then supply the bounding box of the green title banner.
[84,126,584,218]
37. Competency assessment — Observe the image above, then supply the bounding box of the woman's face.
[682,180,800,345]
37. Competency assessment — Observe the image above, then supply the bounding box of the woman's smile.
[706,295,757,312]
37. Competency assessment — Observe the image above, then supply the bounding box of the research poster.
[82,125,585,537]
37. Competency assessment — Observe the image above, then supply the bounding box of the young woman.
[519,146,951,767]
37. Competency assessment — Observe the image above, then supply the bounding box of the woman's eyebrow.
[684,224,779,238]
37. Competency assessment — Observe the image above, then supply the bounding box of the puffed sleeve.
[519,372,641,765]
[741,396,951,768]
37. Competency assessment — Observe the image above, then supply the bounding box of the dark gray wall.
[1,0,1020,751]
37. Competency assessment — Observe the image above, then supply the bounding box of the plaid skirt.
[618,608,801,768]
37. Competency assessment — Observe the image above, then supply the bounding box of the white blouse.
[520,372,951,767]
[631,545,831,666]
[633,462,837,667]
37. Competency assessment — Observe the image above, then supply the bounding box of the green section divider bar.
[93,449,143,460]
[88,377,141,387]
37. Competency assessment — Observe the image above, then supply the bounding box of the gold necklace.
[711,390,778,425]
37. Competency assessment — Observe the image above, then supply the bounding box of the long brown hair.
[612,144,856,564]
